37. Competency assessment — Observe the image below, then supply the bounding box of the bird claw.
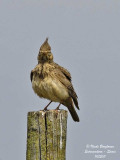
[43,108,48,111]
[55,103,61,110]
[55,106,60,110]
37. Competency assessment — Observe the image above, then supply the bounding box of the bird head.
[37,38,53,63]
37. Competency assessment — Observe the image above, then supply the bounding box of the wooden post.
[26,109,68,160]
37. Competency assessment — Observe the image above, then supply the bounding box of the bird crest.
[40,38,51,53]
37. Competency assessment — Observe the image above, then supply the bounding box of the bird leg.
[55,103,61,110]
[43,101,52,110]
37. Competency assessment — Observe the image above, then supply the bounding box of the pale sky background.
[0,0,120,160]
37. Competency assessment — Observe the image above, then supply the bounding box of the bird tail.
[68,105,80,122]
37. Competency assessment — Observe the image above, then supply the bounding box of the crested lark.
[30,38,80,122]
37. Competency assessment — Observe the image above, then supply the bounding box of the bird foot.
[43,108,49,111]
[43,101,52,111]
[55,106,60,110]
[55,103,61,110]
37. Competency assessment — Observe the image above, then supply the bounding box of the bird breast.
[32,74,69,102]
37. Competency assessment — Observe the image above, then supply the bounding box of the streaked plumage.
[30,38,80,122]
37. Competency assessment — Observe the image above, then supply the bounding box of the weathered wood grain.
[26,110,68,160]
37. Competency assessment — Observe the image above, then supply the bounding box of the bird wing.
[30,64,42,82]
[30,70,33,82]
[53,62,72,81]
[53,68,79,110]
